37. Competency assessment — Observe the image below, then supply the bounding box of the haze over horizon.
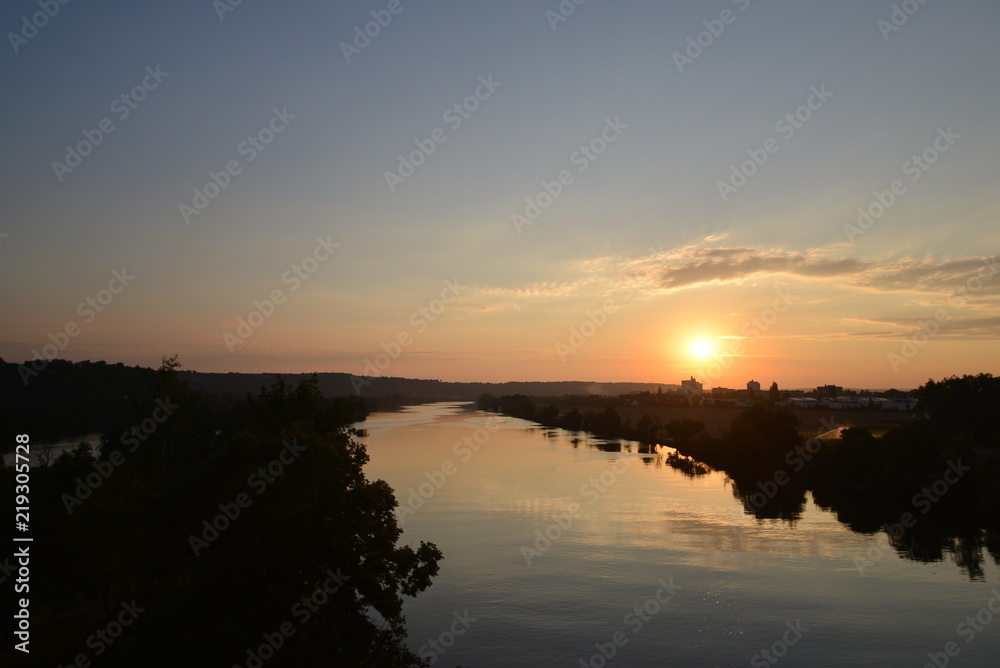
[3,0,999,390]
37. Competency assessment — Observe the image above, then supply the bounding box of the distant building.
[789,397,818,408]
[816,384,843,398]
[681,376,703,395]
[826,397,861,409]
[869,397,918,411]
[712,387,735,397]
[747,380,761,395]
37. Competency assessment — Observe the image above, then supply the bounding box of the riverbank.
[479,388,1000,579]
[606,404,905,438]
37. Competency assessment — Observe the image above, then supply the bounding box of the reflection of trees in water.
[526,405,1000,580]
[693,405,1000,580]
[661,450,712,478]
[809,479,1000,580]
[690,455,994,580]
[591,439,623,453]
[728,476,807,522]
[686,429,999,579]
[723,471,1000,580]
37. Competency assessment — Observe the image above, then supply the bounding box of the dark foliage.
[2,359,440,667]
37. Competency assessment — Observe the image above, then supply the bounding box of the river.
[357,402,1000,667]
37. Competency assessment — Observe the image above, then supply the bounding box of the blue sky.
[2,0,999,388]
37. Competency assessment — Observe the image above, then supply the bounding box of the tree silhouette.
[768,381,780,405]
[2,363,440,667]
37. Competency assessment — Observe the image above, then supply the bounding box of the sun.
[689,339,715,360]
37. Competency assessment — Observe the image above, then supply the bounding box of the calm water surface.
[357,403,1000,667]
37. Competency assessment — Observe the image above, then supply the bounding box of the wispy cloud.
[850,257,1000,295]
[646,250,866,291]
[625,245,997,297]
[848,314,1000,339]
[466,243,998,340]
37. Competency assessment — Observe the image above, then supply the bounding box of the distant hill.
[178,370,680,400]
[0,358,681,442]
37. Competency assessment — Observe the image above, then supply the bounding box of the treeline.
[478,392,715,444]
[1,357,440,667]
[480,373,1000,456]
[177,370,673,400]
[0,359,380,448]
[1,359,160,444]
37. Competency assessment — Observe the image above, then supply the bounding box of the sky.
[2,0,999,390]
